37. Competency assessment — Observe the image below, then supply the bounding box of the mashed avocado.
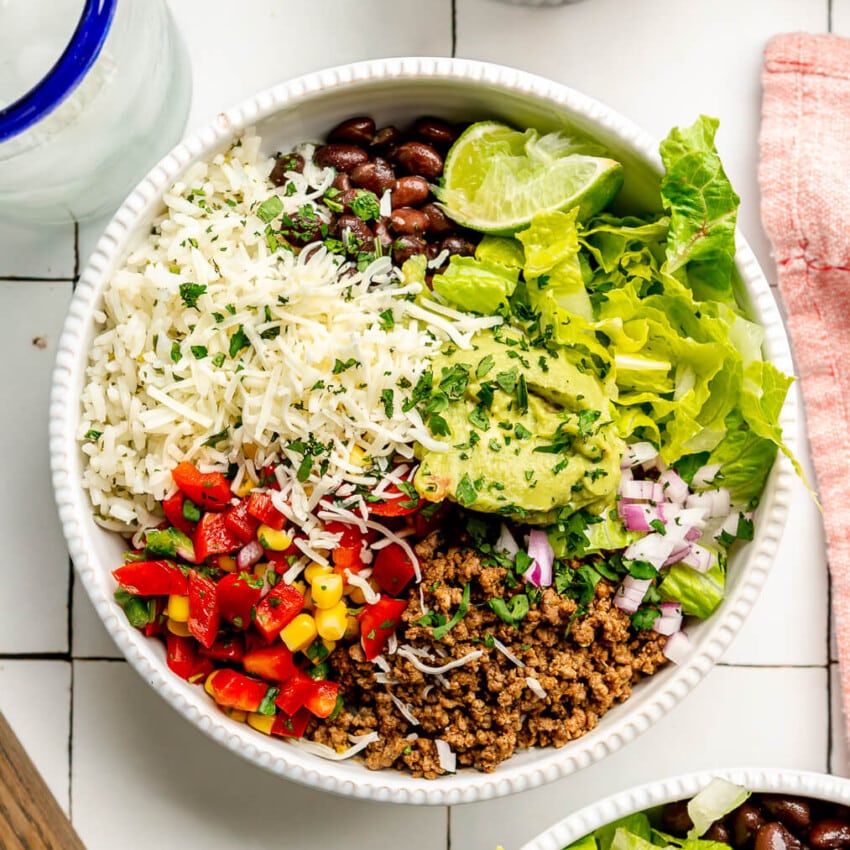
[413,329,624,524]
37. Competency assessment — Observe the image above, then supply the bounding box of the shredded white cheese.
[388,691,420,726]
[396,647,483,675]
[286,731,380,761]
[525,676,548,699]
[434,739,456,773]
[491,637,524,668]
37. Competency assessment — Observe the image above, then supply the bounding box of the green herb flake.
[179,282,207,309]
[432,583,471,640]
[229,326,250,358]
[257,195,284,224]
[190,345,208,360]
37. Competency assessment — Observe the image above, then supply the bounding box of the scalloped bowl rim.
[521,768,850,850]
[49,56,797,805]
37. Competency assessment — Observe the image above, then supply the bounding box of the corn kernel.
[315,601,348,641]
[166,617,192,637]
[343,614,360,641]
[204,670,221,697]
[253,561,269,579]
[234,477,254,497]
[217,555,237,573]
[280,613,317,652]
[247,713,276,734]
[347,584,367,605]
[166,594,190,623]
[291,580,307,596]
[349,445,369,468]
[257,524,292,551]
[302,588,315,613]
[226,708,247,723]
[304,561,332,583]
[322,638,337,656]
[311,572,343,609]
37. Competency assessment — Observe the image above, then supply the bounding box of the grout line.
[451,0,457,57]
[67,557,75,657]
[447,806,452,850]
[716,661,829,670]
[0,275,75,283]
[68,661,74,823]
[829,0,833,32]
[0,652,126,662]
[72,220,80,290]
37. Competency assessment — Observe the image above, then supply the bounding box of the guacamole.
[413,329,624,524]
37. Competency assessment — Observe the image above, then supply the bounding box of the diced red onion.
[614,576,652,612]
[524,530,554,587]
[621,442,659,468]
[496,523,520,557]
[624,532,679,568]
[658,469,689,505]
[236,539,264,569]
[661,540,692,567]
[692,463,721,488]
[686,488,731,518]
[653,602,683,636]
[662,629,691,664]
[621,502,668,532]
[619,479,665,502]
[682,542,717,573]
[664,506,708,540]
[620,465,634,484]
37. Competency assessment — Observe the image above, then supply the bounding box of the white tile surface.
[452,665,829,850]
[167,0,454,135]
[832,664,849,777]
[723,386,828,666]
[455,0,827,283]
[0,221,75,279]
[0,660,71,815]
[0,282,72,653]
[72,578,122,659]
[72,661,447,850]
[832,1,850,33]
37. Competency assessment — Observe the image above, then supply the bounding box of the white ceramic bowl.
[522,768,850,850]
[49,57,797,804]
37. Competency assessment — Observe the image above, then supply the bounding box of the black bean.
[810,820,850,849]
[440,234,476,257]
[332,172,352,192]
[733,801,767,846]
[761,796,812,832]
[661,802,693,834]
[421,203,454,235]
[390,207,430,235]
[350,158,396,194]
[371,125,401,153]
[755,822,796,850]
[412,116,459,148]
[328,116,375,146]
[392,234,427,265]
[374,218,393,250]
[392,176,431,208]
[704,822,732,844]
[269,152,304,186]
[335,214,374,253]
[314,143,369,173]
[393,141,444,179]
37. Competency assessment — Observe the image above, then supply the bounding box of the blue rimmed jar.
[0,0,191,223]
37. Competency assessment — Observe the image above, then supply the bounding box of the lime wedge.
[435,121,624,235]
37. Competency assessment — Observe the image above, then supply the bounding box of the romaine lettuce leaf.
[659,116,740,302]
[597,815,654,850]
[431,255,518,314]
[658,557,725,619]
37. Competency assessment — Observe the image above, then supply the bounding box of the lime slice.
[436,121,624,235]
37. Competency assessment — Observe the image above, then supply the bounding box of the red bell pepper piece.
[188,570,219,649]
[304,679,340,719]
[194,511,242,563]
[366,482,421,517]
[271,707,311,738]
[257,464,281,490]
[113,560,188,596]
[370,542,416,595]
[253,583,305,643]
[165,633,197,680]
[246,491,286,530]
[274,670,315,715]
[206,669,273,712]
[171,461,232,511]
[162,491,196,537]
[358,595,409,661]
[216,571,264,629]
[143,598,166,636]
[326,521,372,571]
[188,656,215,684]
[412,500,450,537]
[198,633,245,663]
[243,645,298,682]
[223,498,260,544]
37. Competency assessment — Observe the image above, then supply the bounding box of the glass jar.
[0,0,191,224]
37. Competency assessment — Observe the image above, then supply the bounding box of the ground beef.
[307,533,668,777]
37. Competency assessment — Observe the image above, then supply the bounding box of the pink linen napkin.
[759,32,850,743]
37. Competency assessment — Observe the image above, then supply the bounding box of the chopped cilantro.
[179,282,207,309]
[432,583,471,639]
[257,195,283,223]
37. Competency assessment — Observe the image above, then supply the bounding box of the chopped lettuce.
[658,556,725,619]
[431,255,518,314]
[659,116,740,302]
